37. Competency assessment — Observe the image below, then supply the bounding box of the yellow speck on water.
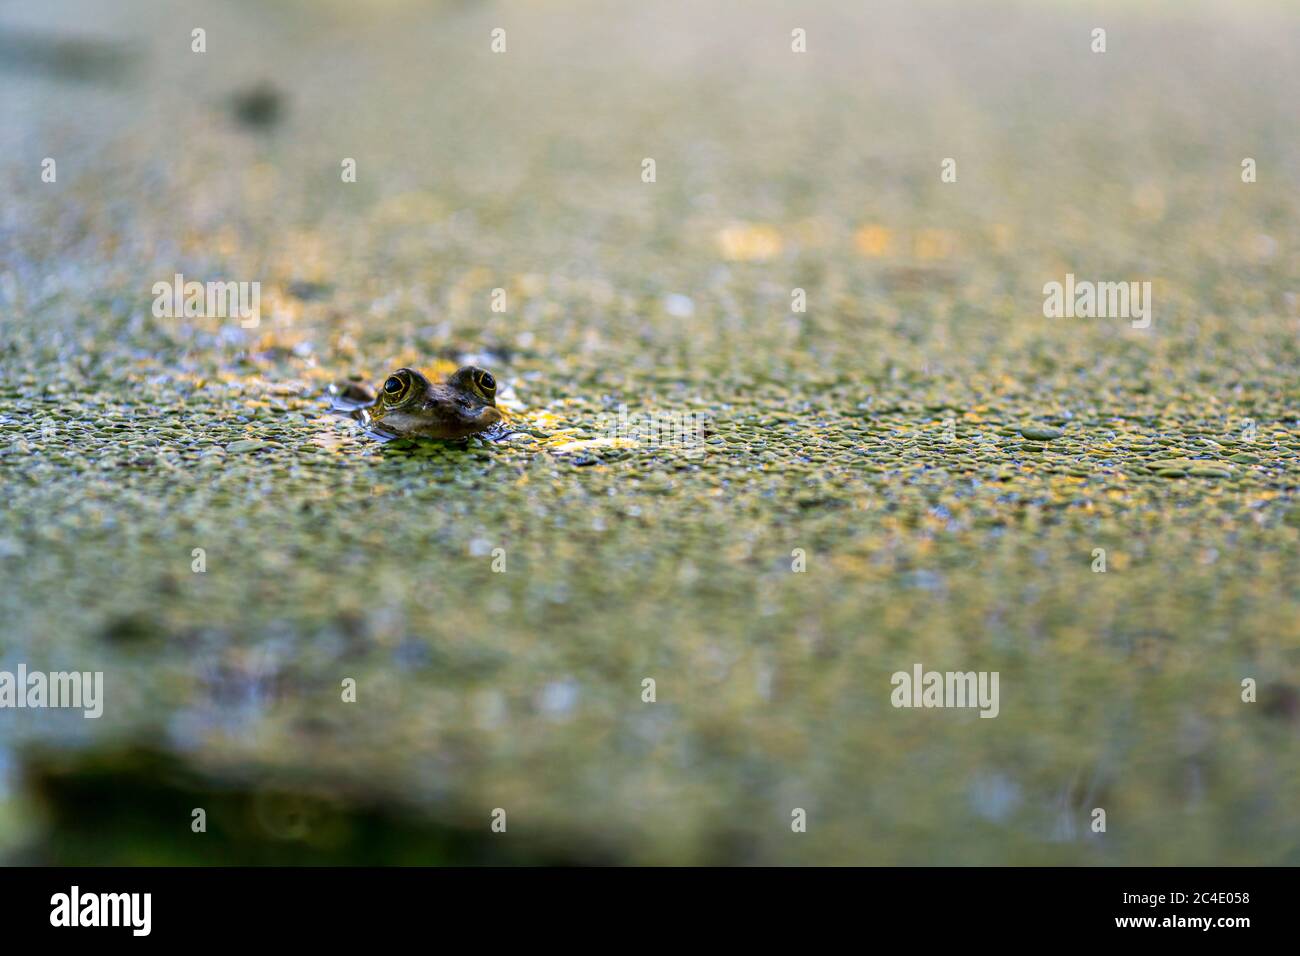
[516,273,548,296]
[717,223,783,261]
[522,411,567,431]
[989,223,1015,252]
[369,191,447,226]
[552,437,640,453]
[311,434,346,452]
[853,224,893,257]
[422,358,459,379]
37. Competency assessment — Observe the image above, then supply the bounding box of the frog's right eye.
[383,376,404,394]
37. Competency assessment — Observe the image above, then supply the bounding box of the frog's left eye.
[475,370,496,393]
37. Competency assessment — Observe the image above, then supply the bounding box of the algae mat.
[1,0,1298,863]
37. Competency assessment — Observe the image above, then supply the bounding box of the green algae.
[1,0,1299,865]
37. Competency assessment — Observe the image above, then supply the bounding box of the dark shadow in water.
[13,747,621,865]
[0,29,137,85]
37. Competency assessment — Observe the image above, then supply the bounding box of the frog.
[357,366,503,440]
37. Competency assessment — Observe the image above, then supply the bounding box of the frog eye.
[383,371,411,402]
[475,370,496,393]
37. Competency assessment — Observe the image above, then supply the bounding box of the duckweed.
[1,0,1298,865]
